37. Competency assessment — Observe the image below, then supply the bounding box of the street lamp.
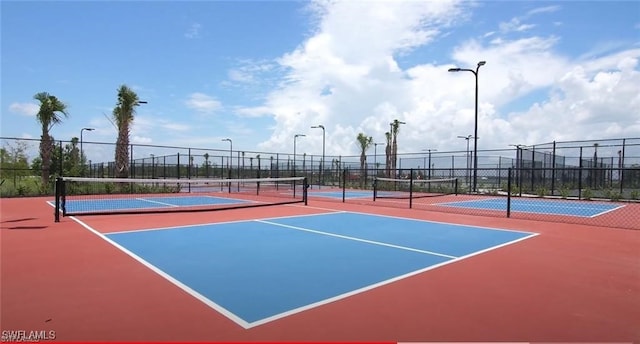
[80,127,95,173]
[457,135,477,192]
[311,125,325,186]
[222,138,232,178]
[510,144,526,193]
[449,60,486,193]
[373,142,385,176]
[293,134,305,176]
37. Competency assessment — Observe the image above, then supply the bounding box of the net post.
[373,178,377,201]
[303,177,309,205]
[342,168,346,202]
[409,169,414,209]
[507,167,512,218]
[54,177,61,222]
[454,178,458,195]
[61,177,67,217]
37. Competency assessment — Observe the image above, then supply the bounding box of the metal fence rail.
[2,136,640,230]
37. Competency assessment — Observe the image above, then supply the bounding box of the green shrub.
[605,189,622,202]
[560,186,570,199]
[582,187,592,200]
[536,186,548,197]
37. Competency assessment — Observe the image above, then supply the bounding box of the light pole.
[293,134,305,176]
[373,142,385,176]
[222,138,232,178]
[422,149,437,180]
[80,127,95,174]
[449,60,486,193]
[510,144,526,193]
[457,135,476,192]
[311,125,325,186]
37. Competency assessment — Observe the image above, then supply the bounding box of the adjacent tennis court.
[49,195,252,213]
[437,198,623,217]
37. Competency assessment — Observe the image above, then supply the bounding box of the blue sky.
[2,0,639,163]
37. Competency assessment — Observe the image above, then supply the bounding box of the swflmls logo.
[1,330,56,342]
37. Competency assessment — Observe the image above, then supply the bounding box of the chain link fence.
[2,136,639,230]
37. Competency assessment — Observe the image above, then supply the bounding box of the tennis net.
[373,176,458,203]
[54,176,308,220]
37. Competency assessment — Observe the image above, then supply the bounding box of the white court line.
[64,207,538,330]
[588,204,626,218]
[256,219,457,259]
[68,216,251,329]
[246,222,539,328]
[289,204,537,236]
[106,209,347,235]
[136,197,180,207]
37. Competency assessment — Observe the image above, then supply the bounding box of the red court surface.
[1,196,639,343]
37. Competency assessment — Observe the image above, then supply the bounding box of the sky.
[2,0,640,163]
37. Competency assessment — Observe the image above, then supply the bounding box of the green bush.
[605,189,622,201]
[582,187,593,200]
[536,186,548,197]
[560,186,570,199]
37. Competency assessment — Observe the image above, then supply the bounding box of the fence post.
[620,138,626,194]
[409,168,414,209]
[551,141,556,195]
[507,168,512,218]
[54,177,61,222]
[578,147,583,199]
[342,168,346,202]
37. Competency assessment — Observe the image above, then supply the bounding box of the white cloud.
[8,102,39,116]
[132,136,153,144]
[185,23,201,39]
[525,5,561,17]
[185,93,222,114]
[161,122,190,132]
[227,60,276,85]
[237,0,639,158]
[499,18,535,33]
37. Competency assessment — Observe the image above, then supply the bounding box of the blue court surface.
[60,195,250,213]
[102,212,536,328]
[437,198,622,217]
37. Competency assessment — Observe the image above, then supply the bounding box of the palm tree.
[356,133,373,170]
[385,131,392,177]
[203,153,210,177]
[390,119,402,175]
[34,92,69,187]
[112,85,143,178]
[356,133,373,187]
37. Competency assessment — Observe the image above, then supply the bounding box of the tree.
[356,133,373,171]
[203,153,210,177]
[34,92,69,187]
[62,138,81,176]
[1,140,31,179]
[390,119,402,175]
[385,131,391,177]
[357,133,373,187]
[113,85,143,178]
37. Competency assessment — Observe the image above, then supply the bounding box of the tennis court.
[102,212,535,328]
[437,198,624,217]
[49,195,252,213]
[308,189,397,199]
[2,174,639,342]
